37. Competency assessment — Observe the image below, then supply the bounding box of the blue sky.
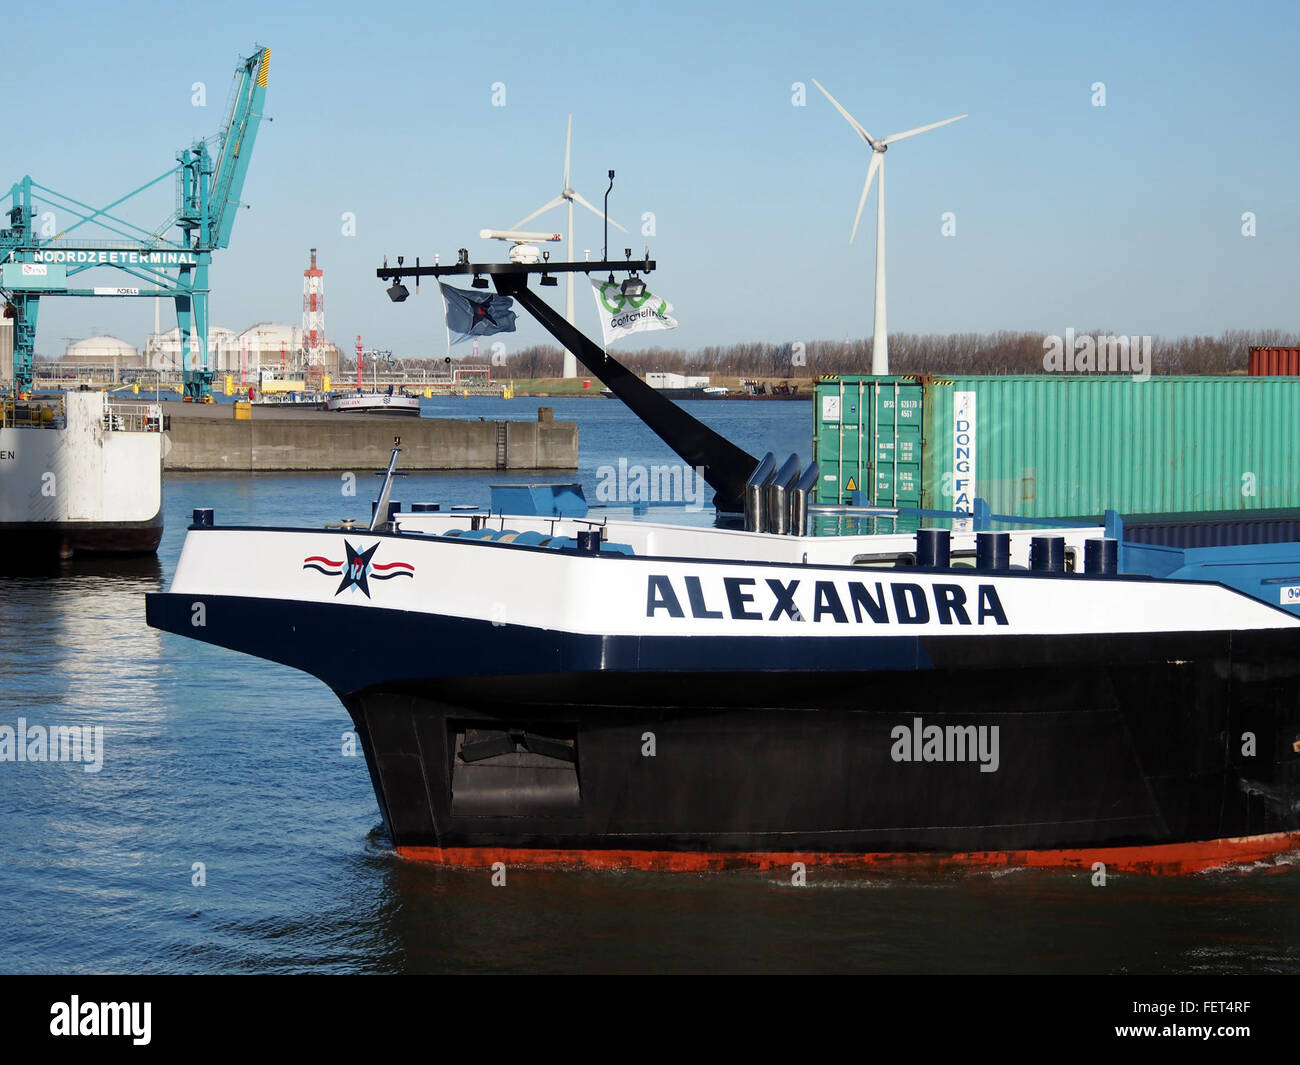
[3,0,1297,358]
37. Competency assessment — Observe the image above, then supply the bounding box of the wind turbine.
[813,80,966,375]
[512,114,625,378]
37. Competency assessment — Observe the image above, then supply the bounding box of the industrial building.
[142,327,238,372]
[138,322,341,376]
[63,335,143,371]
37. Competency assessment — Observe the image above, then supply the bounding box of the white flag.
[590,277,677,346]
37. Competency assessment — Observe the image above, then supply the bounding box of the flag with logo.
[439,284,518,343]
[590,277,677,347]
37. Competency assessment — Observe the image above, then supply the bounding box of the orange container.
[1249,346,1300,375]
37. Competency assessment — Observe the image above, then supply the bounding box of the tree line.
[477,329,1300,379]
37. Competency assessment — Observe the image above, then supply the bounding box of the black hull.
[0,513,163,561]
[709,393,808,401]
[346,662,1300,860]
[145,593,1300,866]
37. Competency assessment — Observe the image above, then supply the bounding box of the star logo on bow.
[336,540,380,598]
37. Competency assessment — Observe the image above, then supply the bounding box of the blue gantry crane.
[0,46,270,401]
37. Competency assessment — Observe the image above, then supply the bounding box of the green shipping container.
[813,375,1300,519]
[813,378,924,506]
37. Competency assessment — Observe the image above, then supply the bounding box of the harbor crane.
[0,46,270,401]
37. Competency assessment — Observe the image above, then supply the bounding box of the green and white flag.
[590,278,677,346]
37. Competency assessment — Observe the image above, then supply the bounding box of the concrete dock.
[159,402,577,471]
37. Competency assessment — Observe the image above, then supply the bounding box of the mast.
[377,256,758,512]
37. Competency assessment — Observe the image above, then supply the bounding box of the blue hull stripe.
[145,591,933,694]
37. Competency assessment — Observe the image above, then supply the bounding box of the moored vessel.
[325,390,421,416]
[2,390,163,560]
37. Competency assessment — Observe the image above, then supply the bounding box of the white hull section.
[165,524,1300,640]
[0,392,162,525]
[326,394,421,416]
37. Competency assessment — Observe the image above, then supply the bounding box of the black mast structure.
[376,252,758,512]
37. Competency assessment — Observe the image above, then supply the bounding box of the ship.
[2,390,163,560]
[328,337,419,414]
[723,378,806,400]
[238,367,332,409]
[250,390,330,409]
[256,366,308,394]
[325,389,421,416]
[144,489,1300,873]
[141,250,1300,874]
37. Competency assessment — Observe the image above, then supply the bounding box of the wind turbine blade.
[849,152,881,244]
[812,78,876,147]
[511,195,566,230]
[882,114,968,144]
[571,189,626,231]
[564,114,572,188]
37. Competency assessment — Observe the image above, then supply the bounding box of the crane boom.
[208,48,270,250]
[0,45,270,400]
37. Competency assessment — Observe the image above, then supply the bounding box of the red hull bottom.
[397,831,1300,876]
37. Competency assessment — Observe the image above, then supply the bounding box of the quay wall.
[160,404,577,471]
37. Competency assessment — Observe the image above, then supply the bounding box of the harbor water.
[1,398,1297,974]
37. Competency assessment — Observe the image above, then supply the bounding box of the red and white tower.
[302,248,325,367]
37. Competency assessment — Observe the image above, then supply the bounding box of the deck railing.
[104,402,164,433]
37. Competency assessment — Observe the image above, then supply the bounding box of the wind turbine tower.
[814,80,966,375]
[512,115,625,378]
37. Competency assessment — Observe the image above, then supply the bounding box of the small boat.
[251,390,330,409]
[325,390,421,416]
[720,378,806,400]
[257,367,308,394]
